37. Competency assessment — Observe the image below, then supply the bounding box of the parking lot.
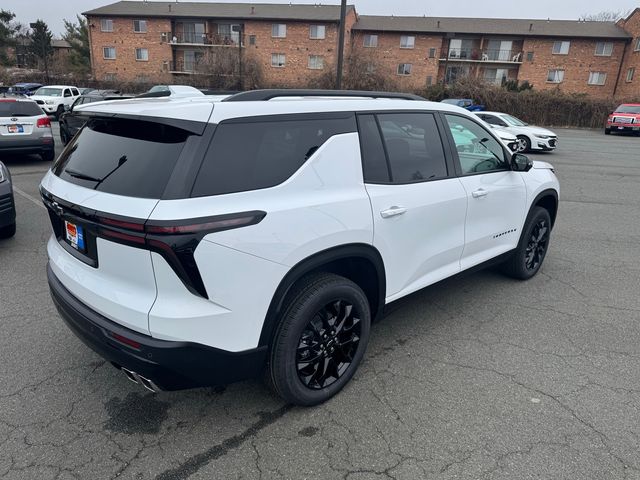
[1,124,639,480]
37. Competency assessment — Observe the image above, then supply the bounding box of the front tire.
[516,135,531,153]
[0,223,16,239]
[269,273,371,406]
[501,206,552,280]
[604,128,611,135]
[55,105,64,121]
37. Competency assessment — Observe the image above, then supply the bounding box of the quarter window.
[552,41,570,55]
[100,19,113,32]
[133,20,147,33]
[547,69,564,83]
[397,63,412,75]
[272,24,287,38]
[444,115,508,175]
[363,34,378,47]
[377,113,448,183]
[308,55,324,69]
[588,71,607,85]
[271,53,286,67]
[400,35,415,49]
[309,25,326,39]
[135,48,149,61]
[595,42,613,56]
[103,47,116,59]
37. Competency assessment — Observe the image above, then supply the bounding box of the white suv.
[41,90,559,406]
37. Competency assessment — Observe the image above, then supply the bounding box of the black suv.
[59,90,132,145]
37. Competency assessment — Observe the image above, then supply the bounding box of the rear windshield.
[0,101,43,117]
[616,105,640,114]
[53,117,191,199]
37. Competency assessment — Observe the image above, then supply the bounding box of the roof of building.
[84,1,354,22]
[51,39,71,49]
[353,15,631,39]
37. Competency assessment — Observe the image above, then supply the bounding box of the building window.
[249,35,256,45]
[635,38,640,51]
[428,47,436,58]
[552,41,570,55]
[271,53,286,67]
[397,63,412,75]
[400,35,415,49]
[588,71,607,85]
[100,19,113,32]
[426,76,433,86]
[547,69,564,83]
[272,24,286,38]
[133,20,147,33]
[363,34,378,47]
[309,25,326,39]
[103,46,116,59]
[627,67,635,82]
[135,48,149,61]
[103,73,117,82]
[526,51,534,61]
[595,42,613,56]
[308,55,324,69]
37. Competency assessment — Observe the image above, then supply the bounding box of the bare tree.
[582,10,631,22]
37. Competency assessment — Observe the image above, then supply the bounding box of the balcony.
[165,31,243,47]
[441,49,523,64]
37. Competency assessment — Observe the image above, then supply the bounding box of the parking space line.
[13,186,46,211]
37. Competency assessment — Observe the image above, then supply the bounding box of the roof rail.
[222,89,425,102]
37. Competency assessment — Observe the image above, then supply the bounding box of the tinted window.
[0,101,43,117]
[480,115,507,127]
[357,114,389,183]
[377,113,448,183]
[64,89,72,97]
[53,118,190,199]
[192,116,355,197]
[444,115,508,175]
[71,88,80,96]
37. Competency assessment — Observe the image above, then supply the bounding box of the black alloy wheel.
[524,218,549,271]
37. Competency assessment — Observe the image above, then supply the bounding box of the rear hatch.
[0,100,45,141]
[41,112,210,334]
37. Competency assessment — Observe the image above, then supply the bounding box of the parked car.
[31,85,81,119]
[605,104,640,135]
[474,112,557,152]
[0,97,55,161]
[441,98,485,111]
[41,89,559,405]
[9,83,42,96]
[78,88,96,95]
[0,161,16,238]
[138,85,206,98]
[59,90,133,145]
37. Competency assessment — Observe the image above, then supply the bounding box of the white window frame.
[552,41,570,55]
[271,53,286,67]
[627,67,635,82]
[588,71,607,86]
[272,24,287,38]
[400,35,415,49]
[100,19,113,32]
[595,42,613,56]
[133,19,147,33]
[309,25,326,40]
[103,46,116,60]
[363,34,378,48]
[308,55,324,69]
[135,48,149,61]
[635,38,640,52]
[546,69,564,83]
[397,63,412,76]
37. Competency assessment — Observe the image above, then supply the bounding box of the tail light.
[37,116,51,128]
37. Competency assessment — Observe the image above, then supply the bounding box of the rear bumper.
[47,264,268,390]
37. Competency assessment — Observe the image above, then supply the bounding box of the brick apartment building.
[83,1,640,99]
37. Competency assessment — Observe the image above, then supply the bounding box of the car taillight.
[36,117,51,128]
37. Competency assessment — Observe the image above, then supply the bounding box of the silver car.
[0,97,55,161]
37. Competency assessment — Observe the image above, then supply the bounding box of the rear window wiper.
[64,169,102,182]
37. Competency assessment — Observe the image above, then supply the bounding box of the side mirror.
[511,153,533,172]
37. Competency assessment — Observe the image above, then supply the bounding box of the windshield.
[0,101,43,117]
[35,87,63,97]
[501,114,528,126]
[615,105,640,114]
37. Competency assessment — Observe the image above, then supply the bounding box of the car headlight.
[45,100,55,105]
[0,163,7,183]
[534,134,550,139]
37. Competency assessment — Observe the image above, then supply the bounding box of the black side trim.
[530,189,559,228]
[223,89,425,102]
[258,244,386,348]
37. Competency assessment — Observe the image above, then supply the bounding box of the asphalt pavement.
[1,124,639,480]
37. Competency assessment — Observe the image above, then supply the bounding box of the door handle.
[472,188,489,198]
[380,206,407,218]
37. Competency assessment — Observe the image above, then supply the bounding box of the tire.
[41,150,55,162]
[516,135,531,153]
[501,206,552,280]
[0,223,16,239]
[55,105,64,121]
[60,126,69,145]
[269,272,371,406]
[604,128,611,135]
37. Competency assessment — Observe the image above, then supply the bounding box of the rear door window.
[191,115,356,197]
[53,117,191,199]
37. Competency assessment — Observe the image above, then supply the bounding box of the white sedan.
[474,111,557,153]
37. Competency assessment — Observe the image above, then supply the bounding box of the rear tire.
[501,206,552,280]
[0,223,16,239]
[269,273,371,406]
[41,150,55,162]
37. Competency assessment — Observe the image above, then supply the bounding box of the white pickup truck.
[31,85,81,119]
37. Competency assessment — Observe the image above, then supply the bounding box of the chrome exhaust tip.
[120,368,161,393]
[121,367,139,384]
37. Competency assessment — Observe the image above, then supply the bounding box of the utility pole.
[335,0,347,90]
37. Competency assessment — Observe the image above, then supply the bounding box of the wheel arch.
[258,243,386,348]
[531,188,558,228]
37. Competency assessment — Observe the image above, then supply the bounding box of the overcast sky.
[2,0,638,36]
